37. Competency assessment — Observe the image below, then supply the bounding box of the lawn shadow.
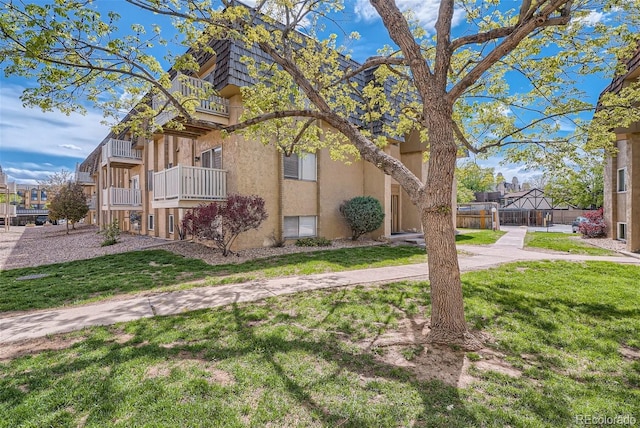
[1,304,477,427]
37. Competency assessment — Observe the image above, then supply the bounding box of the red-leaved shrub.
[579,208,606,238]
[182,194,268,256]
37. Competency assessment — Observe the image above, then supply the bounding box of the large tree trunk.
[422,107,482,350]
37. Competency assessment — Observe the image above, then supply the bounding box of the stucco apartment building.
[602,47,640,252]
[76,38,431,251]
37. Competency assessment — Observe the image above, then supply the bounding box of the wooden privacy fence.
[456,203,500,230]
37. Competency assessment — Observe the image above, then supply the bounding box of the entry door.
[131,175,140,189]
[391,195,400,233]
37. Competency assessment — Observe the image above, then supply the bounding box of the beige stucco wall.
[317,152,366,240]
[363,156,390,238]
[605,133,640,252]
[614,140,629,231]
[399,151,426,232]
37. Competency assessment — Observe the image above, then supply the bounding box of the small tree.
[579,208,606,238]
[100,219,121,246]
[48,183,88,234]
[182,194,268,256]
[340,196,385,241]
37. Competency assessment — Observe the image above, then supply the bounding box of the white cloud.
[574,9,605,26]
[353,0,465,32]
[0,84,111,159]
[59,144,83,151]
[3,166,59,185]
[555,118,576,133]
[472,156,541,183]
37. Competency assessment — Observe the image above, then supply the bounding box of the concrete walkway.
[2,226,639,344]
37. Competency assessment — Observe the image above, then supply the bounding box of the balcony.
[76,171,95,185]
[152,165,226,208]
[152,74,230,131]
[102,187,142,209]
[101,138,143,167]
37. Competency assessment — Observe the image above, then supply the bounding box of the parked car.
[571,216,588,233]
[34,215,48,226]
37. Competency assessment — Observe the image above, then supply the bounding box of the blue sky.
[0,0,610,185]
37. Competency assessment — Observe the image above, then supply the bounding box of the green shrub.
[295,237,332,247]
[340,196,385,241]
[100,219,120,246]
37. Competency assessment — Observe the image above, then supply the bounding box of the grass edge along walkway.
[1,260,639,427]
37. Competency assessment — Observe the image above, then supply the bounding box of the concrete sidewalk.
[2,226,638,344]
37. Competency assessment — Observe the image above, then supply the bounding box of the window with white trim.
[618,222,627,241]
[201,146,222,169]
[617,168,627,192]
[148,214,154,231]
[168,214,174,234]
[284,216,317,238]
[284,152,316,181]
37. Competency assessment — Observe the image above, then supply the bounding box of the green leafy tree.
[2,0,639,348]
[544,154,604,209]
[48,183,88,234]
[456,161,495,202]
[340,196,385,240]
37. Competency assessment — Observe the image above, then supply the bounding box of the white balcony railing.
[0,204,17,217]
[153,165,226,201]
[102,187,142,207]
[76,171,94,184]
[152,74,230,127]
[101,139,142,165]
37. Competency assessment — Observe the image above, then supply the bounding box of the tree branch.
[331,55,407,86]
[447,0,573,102]
[451,26,517,51]
[369,0,433,100]
[434,0,454,90]
[452,121,479,154]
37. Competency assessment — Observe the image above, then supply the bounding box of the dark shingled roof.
[600,45,640,96]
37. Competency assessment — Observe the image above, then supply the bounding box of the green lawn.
[455,228,506,245]
[0,246,427,312]
[1,230,510,313]
[524,232,616,255]
[1,261,638,427]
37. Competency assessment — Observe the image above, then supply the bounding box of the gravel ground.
[0,224,385,270]
[569,234,628,252]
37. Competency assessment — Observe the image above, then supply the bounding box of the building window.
[148,214,154,230]
[618,223,627,241]
[31,188,38,200]
[617,168,627,192]
[284,152,316,181]
[169,214,174,234]
[284,216,316,238]
[201,146,222,169]
[147,170,154,191]
[40,190,47,201]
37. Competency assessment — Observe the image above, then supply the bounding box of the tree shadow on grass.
[0,283,582,427]
[0,306,476,426]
